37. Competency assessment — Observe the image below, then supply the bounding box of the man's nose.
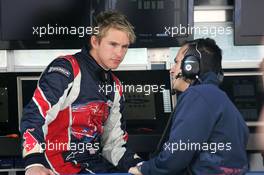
[115,47,124,58]
[170,64,176,74]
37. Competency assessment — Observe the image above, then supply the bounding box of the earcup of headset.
[181,55,200,79]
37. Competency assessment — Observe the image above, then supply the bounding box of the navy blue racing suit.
[20,46,142,174]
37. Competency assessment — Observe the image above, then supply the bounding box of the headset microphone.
[175,72,182,79]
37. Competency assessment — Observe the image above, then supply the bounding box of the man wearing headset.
[129,38,249,175]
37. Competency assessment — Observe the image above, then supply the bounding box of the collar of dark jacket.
[80,45,111,83]
[195,72,221,86]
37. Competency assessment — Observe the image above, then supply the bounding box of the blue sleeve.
[141,89,217,175]
[20,58,74,167]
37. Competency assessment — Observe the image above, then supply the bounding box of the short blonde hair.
[93,11,136,44]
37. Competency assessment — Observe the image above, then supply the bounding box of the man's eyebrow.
[122,43,129,48]
[109,41,118,44]
[109,40,129,47]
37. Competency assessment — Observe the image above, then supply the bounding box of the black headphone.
[181,42,201,79]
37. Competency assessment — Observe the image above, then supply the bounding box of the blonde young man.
[21,11,142,175]
[129,38,249,175]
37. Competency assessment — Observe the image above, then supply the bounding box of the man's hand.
[25,166,55,175]
[129,166,143,175]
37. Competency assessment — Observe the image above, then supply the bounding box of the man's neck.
[89,50,110,71]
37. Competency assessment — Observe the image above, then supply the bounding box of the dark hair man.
[129,38,249,175]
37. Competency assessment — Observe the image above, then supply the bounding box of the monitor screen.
[234,0,264,45]
[21,79,38,108]
[0,0,194,49]
[94,0,194,48]
[220,74,264,121]
[0,0,92,49]
[0,87,8,123]
[0,73,19,135]
[17,76,39,126]
[123,91,156,120]
[114,70,172,121]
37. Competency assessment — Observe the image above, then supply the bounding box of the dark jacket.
[141,72,249,175]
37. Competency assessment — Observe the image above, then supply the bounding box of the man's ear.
[90,35,99,49]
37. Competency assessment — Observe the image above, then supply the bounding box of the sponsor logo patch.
[48,66,71,77]
[23,128,38,152]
